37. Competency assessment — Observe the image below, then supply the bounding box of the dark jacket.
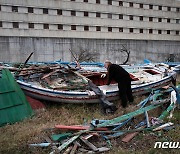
[107,64,130,85]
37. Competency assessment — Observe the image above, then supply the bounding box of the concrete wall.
[0,36,179,64]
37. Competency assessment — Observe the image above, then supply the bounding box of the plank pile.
[29,85,180,153]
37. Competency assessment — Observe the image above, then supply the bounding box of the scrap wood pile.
[0,63,89,91]
[29,85,180,153]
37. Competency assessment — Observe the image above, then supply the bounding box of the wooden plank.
[63,146,73,154]
[70,143,79,154]
[55,125,108,131]
[80,137,99,152]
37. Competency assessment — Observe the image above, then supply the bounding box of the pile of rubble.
[29,85,180,153]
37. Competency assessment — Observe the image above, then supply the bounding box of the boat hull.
[17,73,175,104]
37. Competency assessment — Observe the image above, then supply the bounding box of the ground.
[0,75,179,154]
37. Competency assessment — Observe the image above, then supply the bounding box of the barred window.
[129,28,133,33]
[57,9,62,15]
[149,29,153,34]
[167,18,170,23]
[158,30,162,34]
[176,31,179,35]
[149,17,153,22]
[58,24,63,30]
[84,0,88,2]
[139,4,143,8]
[176,8,179,12]
[0,21,2,27]
[96,12,101,17]
[159,6,162,10]
[167,30,170,34]
[108,0,112,5]
[167,7,171,11]
[158,18,162,22]
[12,6,18,12]
[28,7,33,13]
[43,8,48,14]
[71,11,76,16]
[96,26,101,31]
[28,23,34,28]
[71,25,76,30]
[96,0,100,4]
[140,29,143,33]
[176,19,179,24]
[149,5,153,9]
[119,14,123,19]
[129,15,133,20]
[108,27,112,32]
[119,1,123,6]
[139,16,143,21]
[43,24,49,29]
[84,11,88,17]
[13,22,19,28]
[84,26,89,31]
[119,27,123,32]
[129,2,133,7]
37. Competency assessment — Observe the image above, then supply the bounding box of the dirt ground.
[0,75,180,154]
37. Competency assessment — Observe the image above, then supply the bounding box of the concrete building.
[0,0,179,63]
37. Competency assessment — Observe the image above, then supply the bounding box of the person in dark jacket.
[104,61,134,108]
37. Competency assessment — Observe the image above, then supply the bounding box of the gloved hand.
[101,73,106,78]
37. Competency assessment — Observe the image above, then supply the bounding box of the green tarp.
[0,69,33,127]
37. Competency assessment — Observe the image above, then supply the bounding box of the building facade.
[0,0,179,63]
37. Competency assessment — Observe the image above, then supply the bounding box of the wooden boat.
[3,61,175,104]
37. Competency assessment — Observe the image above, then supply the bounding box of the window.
[108,14,112,19]
[140,29,143,33]
[12,6,18,12]
[129,28,133,33]
[159,6,162,10]
[176,31,179,35]
[43,8,48,14]
[96,12,101,17]
[0,5,1,11]
[108,0,112,5]
[119,27,123,32]
[167,7,171,11]
[96,0,100,4]
[149,29,153,34]
[43,24,49,29]
[167,30,170,34]
[13,22,19,28]
[0,21,2,27]
[129,2,133,7]
[149,5,153,9]
[28,23,34,28]
[119,1,123,6]
[84,0,88,2]
[167,18,170,23]
[57,9,62,15]
[71,25,76,30]
[158,18,162,22]
[129,15,133,20]
[108,27,112,32]
[71,0,75,1]
[139,4,143,8]
[71,11,76,16]
[84,26,89,31]
[176,8,179,12]
[58,24,63,30]
[28,7,33,13]
[84,11,88,17]
[176,19,179,24]
[158,30,162,34]
[139,16,143,21]
[149,17,153,22]
[119,14,123,19]
[96,26,101,31]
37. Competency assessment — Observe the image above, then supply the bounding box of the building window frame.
[84,26,89,31]
[57,9,62,15]
[149,5,153,9]
[28,7,33,13]
[43,24,49,29]
[96,0,100,4]
[129,28,133,33]
[129,15,133,20]
[108,27,112,32]
[119,14,123,19]
[12,6,18,12]
[96,12,101,18]
[58,24,63,30]
[149,29,153,34]
[28,23,34,29]
[13,22,19,28]
[139,4,143,8]
[119,27,123,32]
[140,29,143,33]
[119,1,123,6]
[96,26,101,31]
[129,2,133,7]
[71,25,76,30]
[139,16,143,21]
[43,8,48,14]
[71,11,76,16]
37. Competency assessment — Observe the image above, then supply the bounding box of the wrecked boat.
[0,62,177,103]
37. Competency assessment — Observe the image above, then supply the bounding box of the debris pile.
[29,85,180,153]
